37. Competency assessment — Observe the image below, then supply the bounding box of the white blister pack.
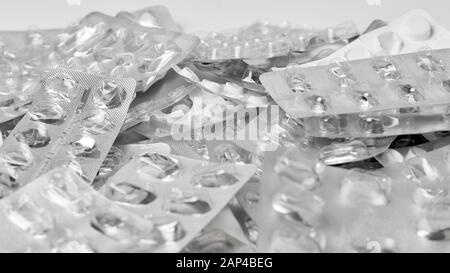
[98,145,257,252]
[301,9,450,68]
[261,47,450,138]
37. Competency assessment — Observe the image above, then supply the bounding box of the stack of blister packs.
[1,5,450,253]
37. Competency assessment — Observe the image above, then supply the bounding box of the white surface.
[0,0,448,33]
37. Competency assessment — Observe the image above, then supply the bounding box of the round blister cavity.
[81,109,114,135]
[93,79,126,109]
[45,73,78,101]
[15,124,51,148]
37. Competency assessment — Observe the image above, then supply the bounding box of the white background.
[0,0,448,33]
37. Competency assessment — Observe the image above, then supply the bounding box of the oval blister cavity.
[90,211,138,243]
[137,152,180,181]
[372,58,401,81]
[166,195,211,216]
[191,169,239,188]
[213,143,250,163]
[272,187,324,226]
[40,172,93,215]
[318,140,369,165]
[105,182,156,205]
[0,143,34,170]
[93,79,126,109]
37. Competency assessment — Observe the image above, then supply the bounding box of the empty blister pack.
[0,68,136,199]
[132,85,245,140]
[53,12,199,92]
[92,143,172,189]
[98,145,257,252]
[193,21,358,62]
[301,9,450,68]
[0,167,164,253]
[123,68,197,130]
[257,146,450,252]
[226,107,395,165]
[116,5,179,31]
[0,29,61,123]
[261,48,450,138]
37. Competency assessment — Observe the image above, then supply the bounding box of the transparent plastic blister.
[0,168,163,253]
[261,48,450,138]
[98,145,257,252]
[0,69,136,199]
[53,12,199,92]
[173,64,270,107]
[115,5,179,31]
[258,146,450,252]
[132,85,245,140]
[122,69,197,131]
[92,143,171,189]
[227,108,395,165]
[193,21,358,62]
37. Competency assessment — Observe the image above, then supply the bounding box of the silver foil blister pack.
[0,68,136,199]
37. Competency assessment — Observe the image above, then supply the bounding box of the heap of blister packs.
[1,5,450,253]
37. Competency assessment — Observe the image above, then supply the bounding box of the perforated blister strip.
[0,68,136,198]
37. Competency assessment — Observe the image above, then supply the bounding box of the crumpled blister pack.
[2,5,450,253]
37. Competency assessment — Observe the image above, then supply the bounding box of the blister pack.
[174,65,270,107]
[261,48,450,138]
[123,68,197,131]
[116,5,179,31]
[0,68,136,199]
[92,143,172,190]
[132,85,245,140]
[301,9,450,68]
[98,145,257,252]
[257,146,450,252]
[0,167,164,252]
[192,21,358,62]
[0,29,60,123]
[53,12,199,92]
[227,107,395,165]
